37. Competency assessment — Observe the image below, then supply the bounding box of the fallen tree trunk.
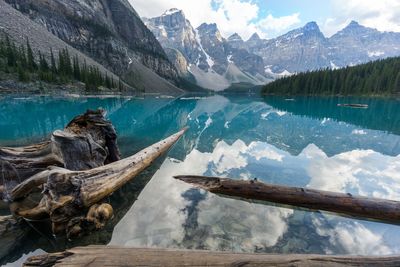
[0,109,121,201]
[23,246,400,267]
[10,128,186,237]
[174,175,400,224]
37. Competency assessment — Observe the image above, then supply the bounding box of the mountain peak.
[228,33,243,41]
[303,21,320,31]
[347,20,360,27]
[198,23,218,32]
[248,32,261,41]
[342,20,367,31]
[336,20,376,35]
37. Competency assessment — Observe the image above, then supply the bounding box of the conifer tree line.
[263,57,400,95]
[0,35,125,91]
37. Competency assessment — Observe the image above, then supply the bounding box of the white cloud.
[313,219,393,255]
[110,140,292,251]
[256,13,301,36]
[321,0,400,37]
[304,144,400,201]
[129,0,301,39]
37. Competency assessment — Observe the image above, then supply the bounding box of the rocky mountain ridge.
[145,9,272,91]
[146,9,400,90]
[246,20,400,74]
[4,0,184,94]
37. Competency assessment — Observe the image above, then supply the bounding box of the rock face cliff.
[5,0,182,90]
[0,0,120,85]
[146,9,400,88]
[247,22,330,74]
[246,21,400,74]
[328,21,400,68]
[145,9,271,91]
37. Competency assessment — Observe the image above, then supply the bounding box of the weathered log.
[11,128,186,236]
[0,109,121,201]
[337,103,368,108]
[24,246,400,267]
[174,175,400,224]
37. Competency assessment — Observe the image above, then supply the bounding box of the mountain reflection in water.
[1,94,400,265]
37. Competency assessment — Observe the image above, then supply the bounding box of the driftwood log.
[0,109,186,239]
[8,128,186,237]
[175,175,400,224]
[24,246,400,267]
[0,109,121,202]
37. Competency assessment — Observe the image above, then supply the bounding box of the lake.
[2,94,400,265]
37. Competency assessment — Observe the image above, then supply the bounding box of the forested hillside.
[0,36,123,91]
[262,57,400,95]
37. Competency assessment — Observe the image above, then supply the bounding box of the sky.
[130,0,400,40]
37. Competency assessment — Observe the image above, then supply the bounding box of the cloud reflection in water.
[111,137,400,255]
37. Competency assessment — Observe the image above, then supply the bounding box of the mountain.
[146,9,400,89]
[4,0,184,94]
[145,9,272,91]
[247,21,400,74]
[227,33,245,49]
[144,9,205,72]
[328,21,400,67]
[0,0,120,86]
[262,56,400,95]
[247,22,330,74]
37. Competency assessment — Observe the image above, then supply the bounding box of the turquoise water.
[2,94,400,265]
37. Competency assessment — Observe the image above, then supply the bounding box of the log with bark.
[6,128,186,238]
[0,109,187,239]
[0,109,121,202]
[174,175,400,224]
[23,245,400,267]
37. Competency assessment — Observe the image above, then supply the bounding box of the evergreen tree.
[0,35,120,91]
[50,48,57,74]
[394,72,400,93]
[6,36,16,67]
[26,38,36,71]
[17,64,29,82]
[38,51,49,72]
[18,45,27,69]
[263,57,400,96]
[73,55,80,80]
[63,49,72,76]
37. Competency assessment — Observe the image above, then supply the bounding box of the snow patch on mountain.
[330,61,339,69]
[163,8,180,16]
[194,28,214,70]
[368,51,385,57]
[264,67,293,78]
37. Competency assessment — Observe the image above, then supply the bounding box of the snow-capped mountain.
[146,9,400,90]
[145,9,272,91]
[227,33,245,49]
[246,20,400,74]
[328,21,400,68]
[248,22,330,73]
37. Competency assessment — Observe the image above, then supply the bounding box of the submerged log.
[0,109,121,201]
[24,246,400,267]
[11,128,187,236]
[337,103,368,108]
[174,175,400,224]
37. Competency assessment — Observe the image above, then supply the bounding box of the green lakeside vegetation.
[0,36,124,91]
[263,57,400,96]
